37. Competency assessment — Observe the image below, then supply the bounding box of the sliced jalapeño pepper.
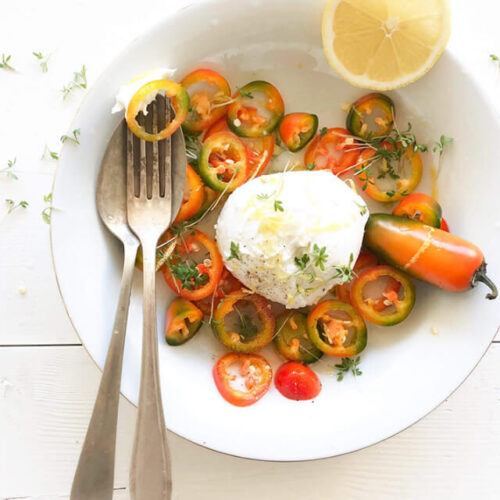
[350,265,416,326]
[199,131,247,192]
[346,93,394,140]
[212,290,275,353]
[279,112,318,152]
[213,352,272,407]
[273,311,323,364]
[163,229,224,301]
[333,250,379,303]
[205,117,274,179]
[126,79,190,142]
[181,68,231,133]
[392,192,442,228]
[304,127,359,174]
[165,298,203,346]
[227,81,284,138]
[355,142,423,202]
[307,300,367,357]
[173,164,204,224]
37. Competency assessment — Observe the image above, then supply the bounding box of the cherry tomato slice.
[199,131,247,192]
[205,117,274,179]
[173,165,204,224]
[392,192,442,228]
[304,127,359,175]
[212,290,275,353]
[440,218,450,232]
[346,93,394,140]
[213,353,272,407]
[163,229,223,301]
[165,298,203,346]
[227,81,285,138]
[355,142,423,202]
[181,68,231,133]
[275,362,321,401]
[350,265,416,326]
[126,79,190,142]
[279,113,318,152]
[307,300,367,357]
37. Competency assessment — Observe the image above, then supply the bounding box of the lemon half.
[322,0,450,90]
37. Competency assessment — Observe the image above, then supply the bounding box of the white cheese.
[216,171,369,308]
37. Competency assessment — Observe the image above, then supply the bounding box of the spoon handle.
[70,241,139,500]
[129,237,171,500]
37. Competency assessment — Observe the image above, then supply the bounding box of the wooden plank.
[1,344,500,500]
[0,173,79,346]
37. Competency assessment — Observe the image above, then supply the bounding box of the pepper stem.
[473,264,498,300]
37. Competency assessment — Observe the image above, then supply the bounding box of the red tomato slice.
[440,218,450,232]
[274,362,321,401]
[213,353,273,407]
[304,127,359,175]
[205,117,274,179]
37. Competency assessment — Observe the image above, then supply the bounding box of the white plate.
[51,0,500,461]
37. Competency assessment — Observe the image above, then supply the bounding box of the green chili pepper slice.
[307,300,367,357]
[274,312,323,364]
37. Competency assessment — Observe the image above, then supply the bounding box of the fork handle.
[130,237,172,500]
[70,241,139,500]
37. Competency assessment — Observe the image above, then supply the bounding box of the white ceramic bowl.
[51,0,500,461]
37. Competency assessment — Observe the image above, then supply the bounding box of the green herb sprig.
[228,241,241,261]
[335,356,362,382]
[33,52,49,72]
[312,244,328,271]
[60,129,81,145]
[5,199,28,214]
[432,135,453,155]
[61,65,87,98]
[42,193,53,224]
[332,253,355,283]
[0,54,15,70]
[168,260,208,290]
[1,158,18,180]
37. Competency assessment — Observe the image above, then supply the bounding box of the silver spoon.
[70,119,186,500]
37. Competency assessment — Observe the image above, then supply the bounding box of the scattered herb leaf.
[5,199,28,214]
[61,65,87,98]
[333,253,355,283]
[32,51,49,72]
[312,244,328,271]
[306,162,316,171]
[294,253,310,271]
[42,193,53,224]
[274,199,284,212]
[168,260,208,290]
[0,158,18,180]
[432,135,454,155]
[238,88,254,99]
[335,356,362,382]
[228,241,241,261]
[354,201,367,216]
[0,53,15,70]
[60,129,80,145]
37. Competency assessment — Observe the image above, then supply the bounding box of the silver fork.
[126,98,183,499]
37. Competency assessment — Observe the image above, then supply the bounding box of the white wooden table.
[1,1,499,498]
